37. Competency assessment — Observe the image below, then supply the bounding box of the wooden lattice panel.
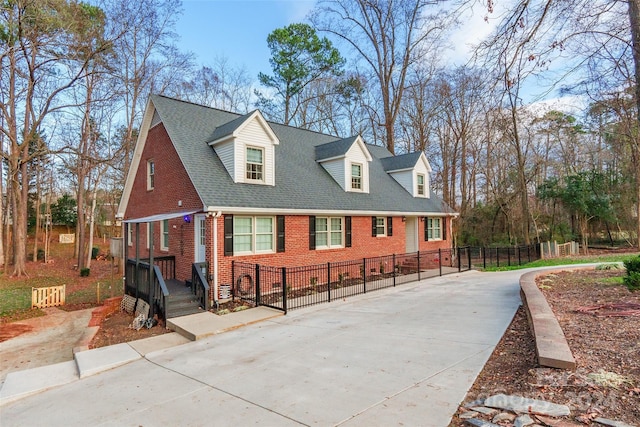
[32,285,66,308]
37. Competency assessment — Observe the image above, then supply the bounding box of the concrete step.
[167,295,203,319]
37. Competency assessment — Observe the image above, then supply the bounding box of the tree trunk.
[628,0,640,250]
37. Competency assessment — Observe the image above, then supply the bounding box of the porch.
[124,256,210,320]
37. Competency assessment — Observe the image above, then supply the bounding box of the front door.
[405,217,418,253]
[195,214,206,263]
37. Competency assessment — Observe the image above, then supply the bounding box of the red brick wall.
[124,123,454,299]
[124,123,202,281]
[215,214,452,293]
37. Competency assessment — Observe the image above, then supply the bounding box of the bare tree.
[0,0,110,275]
[312,0,452,154]
[105,0,190,180]
[177,57,253,113]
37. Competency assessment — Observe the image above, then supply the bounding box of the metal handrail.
[192,262,210,311]
[153,265,170,319]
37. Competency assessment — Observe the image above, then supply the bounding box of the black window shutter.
[309,216,316,250]
[372,216,377,237]
[442,218,447,240]
[224,215,234,256]
[345,216,352,247]
[277,215,285,252]
[424,217,429,241]
[387,217,393,237]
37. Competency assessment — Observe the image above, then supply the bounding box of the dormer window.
[417,174,425,196]
[351,163,362,190]
[209,110,278,186]
[316,136,372,193]
[246,147,264,182]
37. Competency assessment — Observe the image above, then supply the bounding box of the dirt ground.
[451,268,640,426]
[89,310,172,349]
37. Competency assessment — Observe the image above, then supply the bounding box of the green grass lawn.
[482,253,638,272]
[0,233,122,322]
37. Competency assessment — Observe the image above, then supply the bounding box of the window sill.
[232,250,276,257]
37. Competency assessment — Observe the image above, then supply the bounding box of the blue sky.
[176,0,316,79]
[173,0,578,110]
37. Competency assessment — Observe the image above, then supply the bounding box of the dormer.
[381,151,432,198]
[208,110,279,186]
[315,136,372,193]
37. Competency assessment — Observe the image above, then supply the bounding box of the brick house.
[118,95,457,306]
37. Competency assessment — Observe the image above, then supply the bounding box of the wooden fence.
[32,285,66,308]
[540,241,580,259]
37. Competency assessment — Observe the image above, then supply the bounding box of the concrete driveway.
[0,269,523,426]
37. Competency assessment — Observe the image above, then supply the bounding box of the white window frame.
[351,163,362,190]
[127,224,133,247]
[233,216,274,255]
[417,174,425,196]
[316,217,344,249]
[245,146,264,182]
[427,217,442,240]
[161,219,169,251]
[375,217,386,237]
[147,160,155,190]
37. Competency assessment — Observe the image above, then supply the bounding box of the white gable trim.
[354,136,373,162]
[209,110,280,146]
[418,152,433,173]
[239,111,279,145]
[117,99,156,218]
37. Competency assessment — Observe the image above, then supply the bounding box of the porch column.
[149,221,155,317]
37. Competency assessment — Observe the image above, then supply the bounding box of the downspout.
[207,210,223,308]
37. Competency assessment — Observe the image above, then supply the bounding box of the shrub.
[80,268,90,277]
[91,247,99,259]
[623,256,640,291]
[623,272,640,292]
[623,256,640,275]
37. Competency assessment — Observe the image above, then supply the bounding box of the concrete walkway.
[0,269,524,426]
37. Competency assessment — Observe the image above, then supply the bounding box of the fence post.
[483,247,486,269]
[231,261,236,300]
[457,247,461,271]
[282,267,287,314]
[438,248,442,276]
[255,264,261,307]
[327,262,331,303]
[496,247,500,268]
[363,258,367,293]
[467,247,471,270]
[393,254,396,287]
[507,247,511,266]
[417,251,421,281]
[518,246,522,265]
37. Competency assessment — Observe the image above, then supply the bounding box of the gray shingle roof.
[380,151,422,171]
[149,94,455,215]
[208,110,256,143]
[315,136,359,161]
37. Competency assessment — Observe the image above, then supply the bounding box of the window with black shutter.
[309,216,316,250]
[224,215,234,255]
[277,215,285,252]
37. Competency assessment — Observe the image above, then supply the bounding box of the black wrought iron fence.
[232,247,474,313]
[468,244,540,269]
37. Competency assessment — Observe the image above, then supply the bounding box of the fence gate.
[32,285,66,308]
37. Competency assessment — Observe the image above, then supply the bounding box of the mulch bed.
[451,268,640,426]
